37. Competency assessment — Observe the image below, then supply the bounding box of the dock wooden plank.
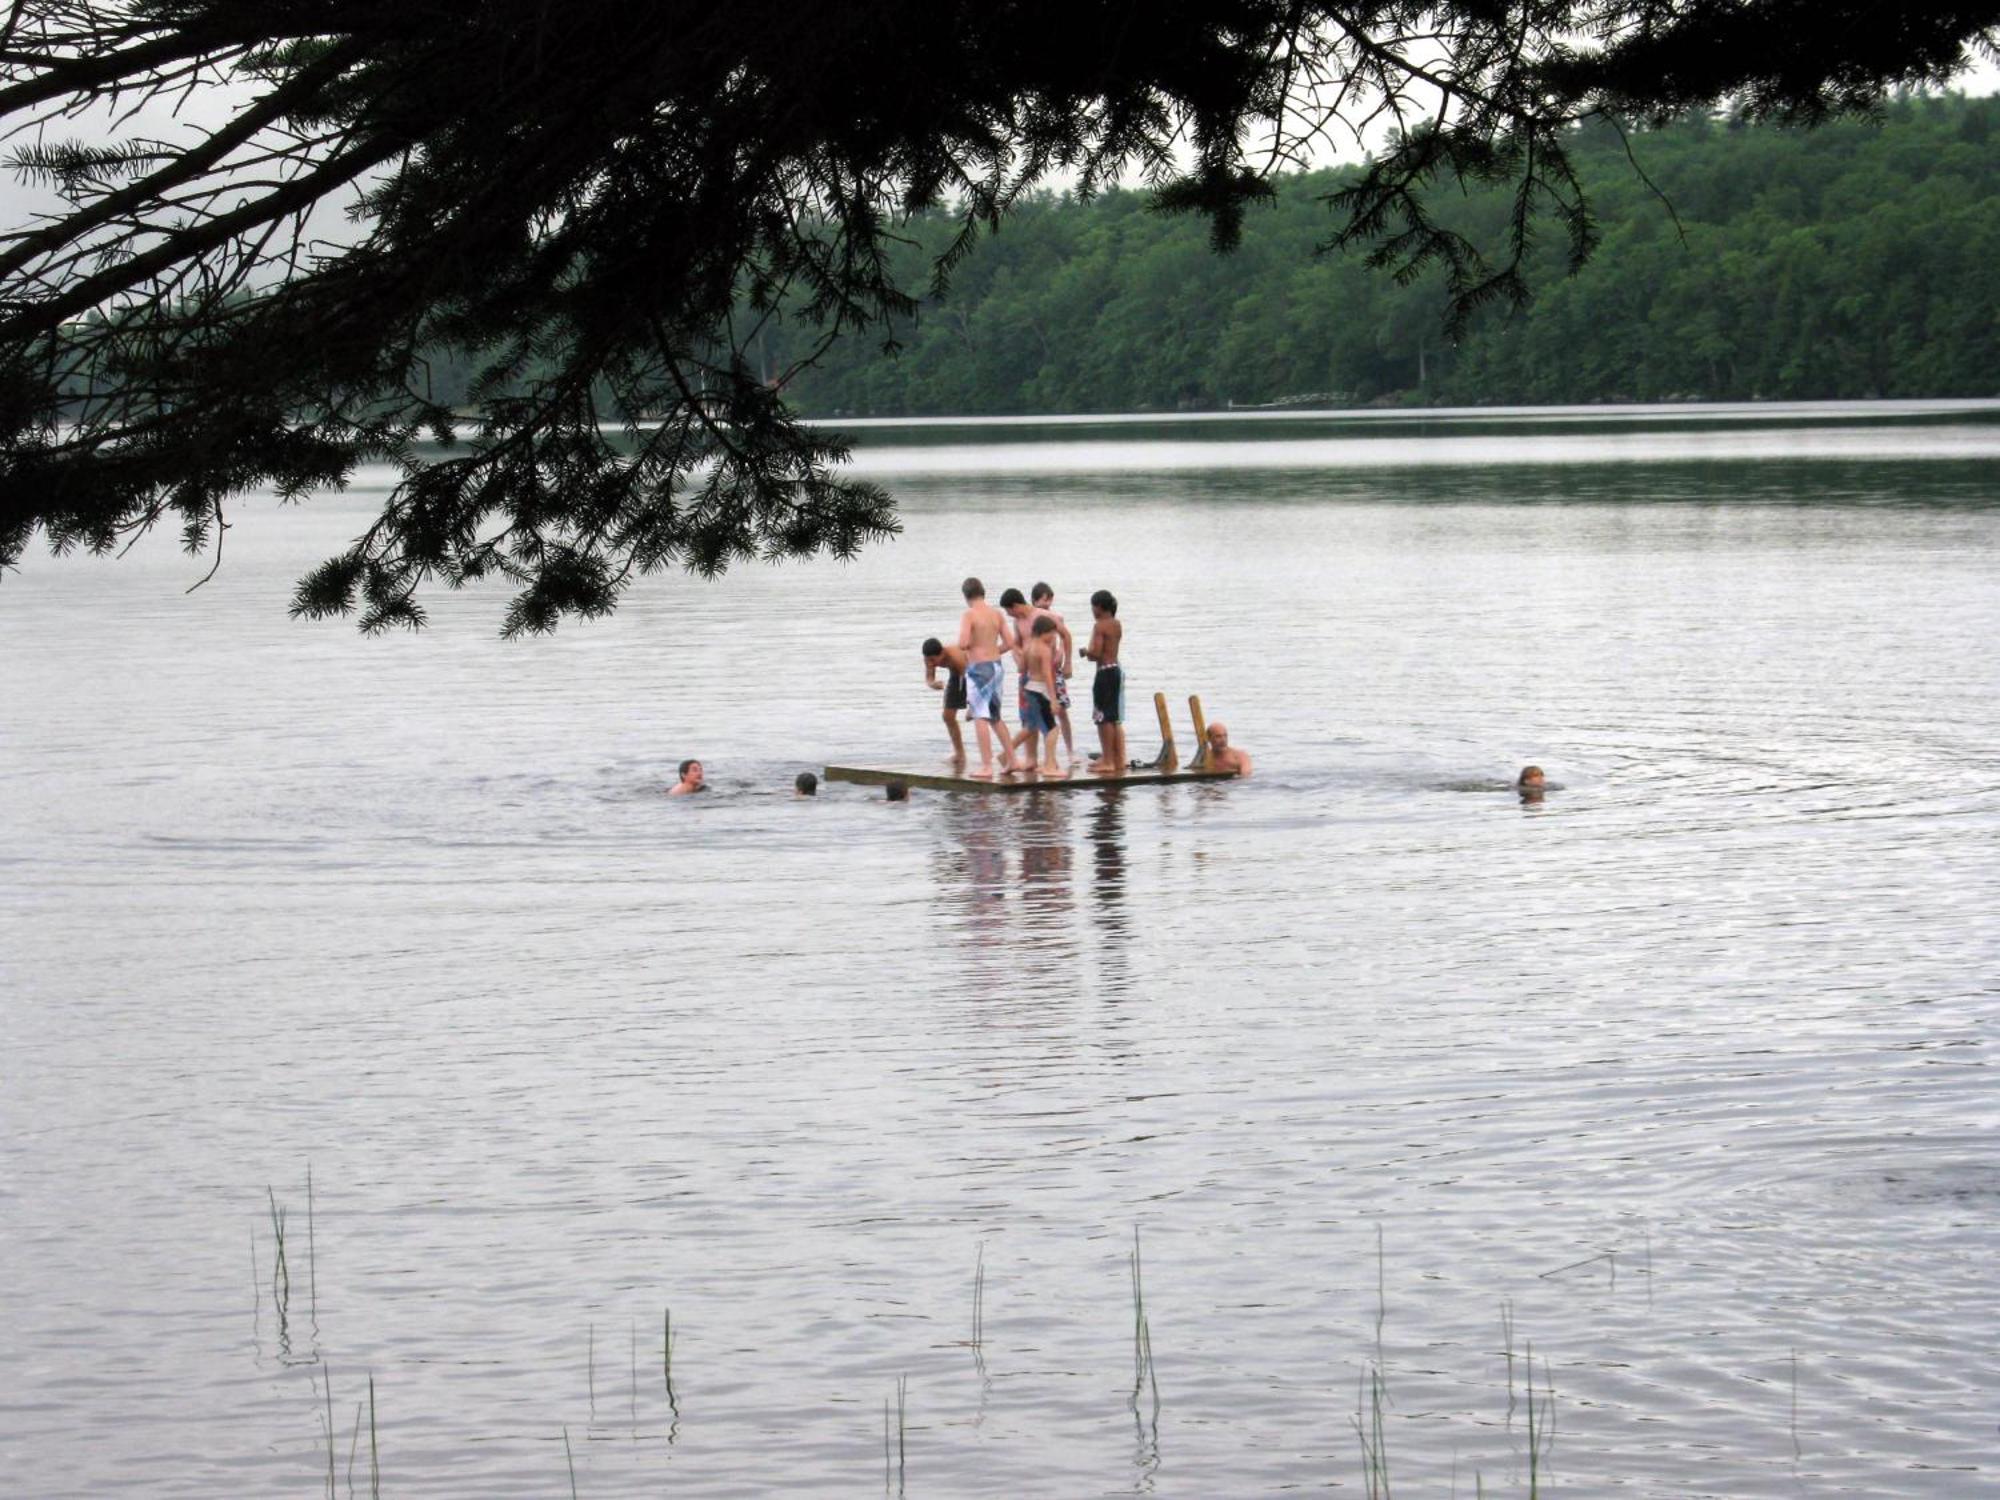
[825,764,1237,793]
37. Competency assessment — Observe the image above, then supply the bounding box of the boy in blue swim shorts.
[954,577,1019,779]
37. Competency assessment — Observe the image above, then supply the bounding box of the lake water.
[3,401,1997,1497]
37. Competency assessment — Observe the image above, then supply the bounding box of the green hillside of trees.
[753,94,2000,414]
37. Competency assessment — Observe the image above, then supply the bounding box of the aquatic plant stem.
[307,1163,318,1318]
[324,1368,336,1499]
[662,1307,678,1414]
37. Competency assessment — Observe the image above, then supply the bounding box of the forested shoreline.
[753,95,2000,415]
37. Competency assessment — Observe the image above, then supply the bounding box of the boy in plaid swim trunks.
[954,577,1019,779]
[1000,585,1076,764]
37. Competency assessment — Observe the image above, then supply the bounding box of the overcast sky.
[5,56,1995,237]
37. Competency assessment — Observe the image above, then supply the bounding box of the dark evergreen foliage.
[757,96,2000,413]
[1,2,1994,627]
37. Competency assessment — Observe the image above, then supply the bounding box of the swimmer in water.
[1517,764,1546,805]
[885,779,910,802]
[668,758,705,796]
[794,771,818,797]
[1204,722,1252,777]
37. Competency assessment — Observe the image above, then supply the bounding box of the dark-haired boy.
[921,636,970,763]
[1030,582,1076,761]
[1081,589,1125,773]
[1014,615,1068,777]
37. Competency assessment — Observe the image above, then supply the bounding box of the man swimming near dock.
[921,636,970,762]
[1203,722,1252,777]
[956,578,1019,779]
[1014,616,1068,777]
[1080,589,1125,774]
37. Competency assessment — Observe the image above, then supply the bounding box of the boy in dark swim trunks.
[1031,583,1076,761]
[1014,615,1067,777]
[921,636,970,762]
[1081,589,1125,773]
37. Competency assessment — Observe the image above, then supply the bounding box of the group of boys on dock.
[923,578,1126,780]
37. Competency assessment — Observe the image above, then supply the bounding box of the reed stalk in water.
[1353,1364,1391,1499]
[1129,1227,1159,1412]
[267,1187,290,1326]
[971,1244,985,1349]
[662,1308,678,1413]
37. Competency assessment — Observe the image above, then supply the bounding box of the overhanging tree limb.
[1,0,1994,629]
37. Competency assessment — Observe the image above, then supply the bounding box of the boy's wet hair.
[921,636,943,658]
[1090,589,1117,614]
[795,771,818,795]
[998,586,1026,609]
[1031,582,1053,603]
[961,577,984,600]
[1032,615,1058,636]
[678,758,698,777]
[885,780,910,801]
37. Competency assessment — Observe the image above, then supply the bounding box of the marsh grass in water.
[259,1219,1731,1496]
[260,1170,321,1363]
[883,1374,908,1494]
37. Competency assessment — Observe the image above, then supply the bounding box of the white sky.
[4,54,1995,234]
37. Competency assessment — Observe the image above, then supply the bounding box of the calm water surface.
[3,403,1998,1496]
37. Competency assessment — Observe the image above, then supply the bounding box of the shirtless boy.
[921,636,970,762]
[1080,589,1125,773]
[1030,583,1077,760]
[1204,722,1252,777]
[955,578,1019,778]
[1015,616,1068,777]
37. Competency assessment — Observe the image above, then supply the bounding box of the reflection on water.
[2,402,1997,1496]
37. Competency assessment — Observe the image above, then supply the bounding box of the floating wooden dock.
[825,763,1237,793]
[830,692,1239,793]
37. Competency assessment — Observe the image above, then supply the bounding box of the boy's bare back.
[959,601,1014,662]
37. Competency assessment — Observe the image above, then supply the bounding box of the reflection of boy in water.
[921,637,970,763]
[1081,589,1125,773]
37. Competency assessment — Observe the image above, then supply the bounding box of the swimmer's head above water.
[1205,722,1252,776]
[1516,765,1546,790]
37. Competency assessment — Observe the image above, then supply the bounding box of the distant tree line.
[706,94,1997,414]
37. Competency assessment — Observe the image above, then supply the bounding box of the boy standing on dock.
[1081,589,1125,773]
[1014,616,1068,778]
[921,636,970,763]
[956,578,1019,779]
[1030,583,1077,762]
